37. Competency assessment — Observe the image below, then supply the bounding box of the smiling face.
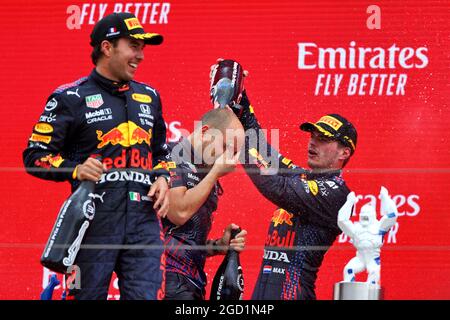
[98,37,145,82]
[307,130,351,170]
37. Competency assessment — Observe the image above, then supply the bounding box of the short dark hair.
[337,142,352,168]
[197,108,236,133]
[90,39,119,65]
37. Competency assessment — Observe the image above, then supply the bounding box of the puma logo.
[89,192,105,203]
[145,86,157,96]
[67,88,80,98]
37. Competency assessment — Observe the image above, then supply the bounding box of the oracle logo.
[298,41,429,70]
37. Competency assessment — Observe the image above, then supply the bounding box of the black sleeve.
[150,93,171,179]
[23,93,78,181]
[168,163,188,189]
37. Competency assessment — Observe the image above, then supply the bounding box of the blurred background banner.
[0,0,448,299]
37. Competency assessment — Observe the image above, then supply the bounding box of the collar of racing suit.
[90,68,130,95]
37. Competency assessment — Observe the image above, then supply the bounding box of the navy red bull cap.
[300,114,357,154]
[90,12,163,46]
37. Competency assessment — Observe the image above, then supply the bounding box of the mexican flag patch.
[129,192,141,202]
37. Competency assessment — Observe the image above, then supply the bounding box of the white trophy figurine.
[337,186,398,290]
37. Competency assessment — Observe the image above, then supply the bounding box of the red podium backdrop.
[0,0,448,299]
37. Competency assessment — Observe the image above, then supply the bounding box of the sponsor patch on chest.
[85,94,104,108]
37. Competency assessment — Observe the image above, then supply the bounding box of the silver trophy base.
[333,281,384,300]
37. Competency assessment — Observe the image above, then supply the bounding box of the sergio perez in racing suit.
[23,69,170,299]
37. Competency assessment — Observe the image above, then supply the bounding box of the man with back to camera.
[163,108,247,300]
[23,12,171,299]
[211,60,358,300]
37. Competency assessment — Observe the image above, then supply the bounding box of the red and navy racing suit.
[23,69,170,300]
[162,139,221,300]
[238,92,350,300]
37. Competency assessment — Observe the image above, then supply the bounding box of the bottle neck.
[226,248,239,258]
[79,180,96,192]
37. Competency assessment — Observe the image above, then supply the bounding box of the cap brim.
[130,33,163,45]
[299,122,334,137]
[300,122,356,152]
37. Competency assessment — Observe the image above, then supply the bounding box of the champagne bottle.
[210,228,244,300]
[210,59,245,113]
[41,164,104,274]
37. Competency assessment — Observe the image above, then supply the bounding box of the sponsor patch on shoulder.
[132,93,152,103]
[34,123,53,134]
[45,98,58,111]
[307,180,319,196]
[30,134,51,144]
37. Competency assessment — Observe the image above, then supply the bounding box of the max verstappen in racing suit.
[236,91,357,300]
[23,13,170,300]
